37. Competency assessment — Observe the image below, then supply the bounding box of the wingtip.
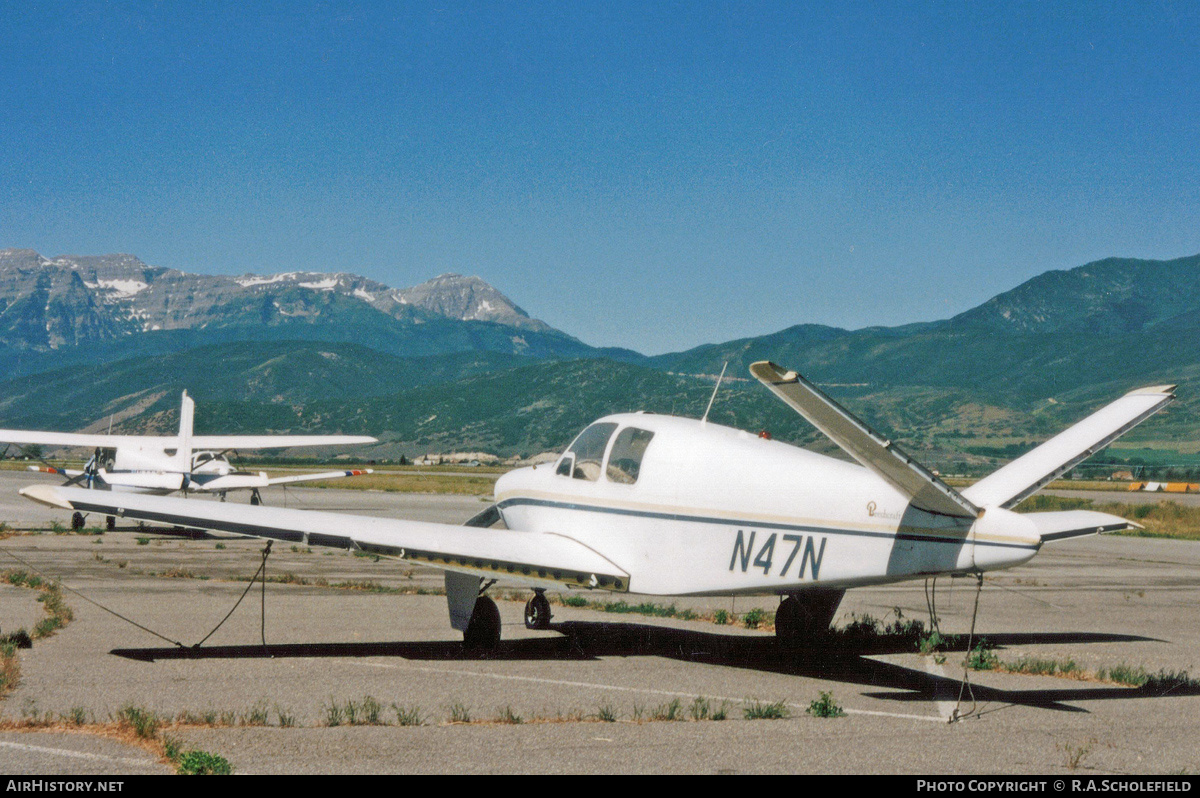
[19,484,73,510]
[748,361,798,383]
[1125,384,1177,398]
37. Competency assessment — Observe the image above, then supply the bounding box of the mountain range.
[0,248,1196,464]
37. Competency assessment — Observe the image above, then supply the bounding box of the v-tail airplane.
[20,363,1174,649]
[5,391,375,529]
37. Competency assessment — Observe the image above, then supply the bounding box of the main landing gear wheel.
[250,489,263,506]
[71,512,85,531]
[524,591,552,630]
[775,589,845,648]
[105,515,116,531]
[463,595,501,650]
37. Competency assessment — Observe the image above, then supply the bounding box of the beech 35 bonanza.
[21,363,1174,649]
[5,391,375,529]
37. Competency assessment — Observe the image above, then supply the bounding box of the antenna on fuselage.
[701,361,729,425]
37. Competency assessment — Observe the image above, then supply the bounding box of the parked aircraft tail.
[750,362,1175,520]
[174,391,195,472]
[959,385,1175,509]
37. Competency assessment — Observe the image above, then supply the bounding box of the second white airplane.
[21,363,1174,648]
[5,391,375,528]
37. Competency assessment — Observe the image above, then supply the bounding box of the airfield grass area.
[302,471,499,495]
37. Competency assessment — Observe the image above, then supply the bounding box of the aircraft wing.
[264,469,373,486]
[0,430,157,449]
[0,430,376,450]
[20,485,630,593]
[750,361,980,519]
[27,466,84,477]
[183,469,374,492]
[192,435,376,449]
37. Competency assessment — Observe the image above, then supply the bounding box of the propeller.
[60,447,102,489]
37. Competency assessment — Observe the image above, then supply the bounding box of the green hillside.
[0,254,1195,468]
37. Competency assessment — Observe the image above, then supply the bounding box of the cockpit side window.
[606,427,655,485]
[556,422,617,481]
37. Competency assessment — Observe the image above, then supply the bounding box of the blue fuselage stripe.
[495,497,1039,552]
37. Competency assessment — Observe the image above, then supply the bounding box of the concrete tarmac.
[0,472,1198,774]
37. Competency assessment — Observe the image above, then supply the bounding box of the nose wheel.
[524,590,552,630]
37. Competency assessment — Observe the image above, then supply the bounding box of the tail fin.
[175,391,195,472]
[961,385,1175,509]
[750,361,980,519]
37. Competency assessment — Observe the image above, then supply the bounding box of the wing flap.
[750,361,980,519]
[20,485,629,592]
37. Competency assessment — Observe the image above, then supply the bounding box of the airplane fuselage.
[494,414,1040,596]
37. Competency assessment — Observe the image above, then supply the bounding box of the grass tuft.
[965,640,1000,670]
[393,704,423,726]
[744,699,790,720]
[115,704,160,739]
[650,698,683,721]
[806,691,845,718]
[176,749,233,775]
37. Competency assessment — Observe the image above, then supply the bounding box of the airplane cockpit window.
[606,427,655,485]
[556,422,617,481]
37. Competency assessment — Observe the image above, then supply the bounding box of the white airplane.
[4,391,376,529]
[20,363,1174,649]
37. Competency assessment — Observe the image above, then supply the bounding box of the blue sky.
[2,1,1197,354]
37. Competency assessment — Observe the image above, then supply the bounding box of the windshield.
[556,422,618,481]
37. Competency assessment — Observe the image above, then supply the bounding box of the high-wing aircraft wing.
[749,361,981,519]
[0,431,156,449]
[0,430,376,449]
[19,484,630,594]
[191,435,376,449]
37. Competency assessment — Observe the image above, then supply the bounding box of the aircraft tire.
[463,596,501,650]
[524,592,552,630]
[106,515,116,531]
[71,512,85,531]
[775,589,845,647]
[775,596,802,645]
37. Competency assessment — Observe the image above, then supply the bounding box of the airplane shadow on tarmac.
[109,620,1192,714]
